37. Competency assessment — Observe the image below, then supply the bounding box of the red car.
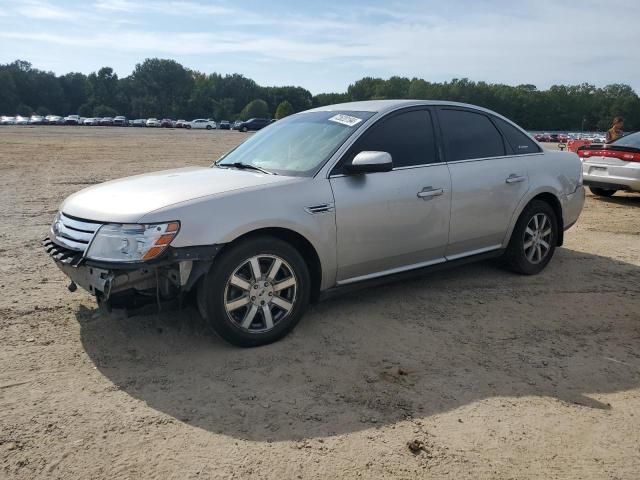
[567,139,592,153]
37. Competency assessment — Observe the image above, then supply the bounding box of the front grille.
[42,237,84,266]
[51,213,102,253]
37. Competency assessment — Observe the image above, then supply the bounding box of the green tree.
[240,99,270,120]
[78,103,93,117]
[59,72,89,113]
[275,100,294,119]
[93,105,117,117]
[16,104,33,116]
[129,58,194,118]
[2,58,640,131]
[88,67,119,109]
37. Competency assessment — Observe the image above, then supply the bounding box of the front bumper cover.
[43,236,221,299]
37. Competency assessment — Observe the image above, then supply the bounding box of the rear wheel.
[198,236,310,347]
[589,186,616,197]
[504,200,558,275]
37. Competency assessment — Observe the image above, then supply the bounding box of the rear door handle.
[417,187,444,199]
[505,174,526,184]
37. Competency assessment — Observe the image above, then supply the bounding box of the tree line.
[1,58,638,130]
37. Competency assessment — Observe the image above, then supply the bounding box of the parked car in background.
[131,119,146,127]
[185,119,216,130]
[175,119,187,128]
[29,115,45,124]
[160,118,174,128]
[83,117,98,126]
[15,115,30,125]
[43,100,584,347]
[1,116,16,125]
[64,115,81,125]
[218,120,231,130]
[113,116,128,126]
[99,117,114,126]
[235,117,270,132]
[146,118,160,127]
[232,120,243,130]
[567,138,591,153]
[579,131,640,197]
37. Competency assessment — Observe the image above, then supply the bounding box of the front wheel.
[504,200,558,275]
[241,126,248,132]
[206,125,212,130]
[185,124,191,129]
[198,236,310,347]
[589,186,616,197]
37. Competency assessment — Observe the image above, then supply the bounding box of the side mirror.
[345,151,393,174]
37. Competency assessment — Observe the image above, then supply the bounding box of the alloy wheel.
[223,254,297,333]
[523,213,553,264]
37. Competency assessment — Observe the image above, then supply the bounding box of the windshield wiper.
[219,162,276,175]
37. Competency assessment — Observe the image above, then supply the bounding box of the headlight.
[86,222,180,262]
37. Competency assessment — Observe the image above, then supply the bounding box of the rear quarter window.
[492,117,541,154]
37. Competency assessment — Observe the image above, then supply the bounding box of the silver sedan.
[44,100,585,347]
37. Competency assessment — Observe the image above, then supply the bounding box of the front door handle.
[417,187,444,199]
[505,174,526,184]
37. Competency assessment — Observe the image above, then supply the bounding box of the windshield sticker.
[328,114,363,127]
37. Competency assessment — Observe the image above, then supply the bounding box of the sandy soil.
[1,126,639,479]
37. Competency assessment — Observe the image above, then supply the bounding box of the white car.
[580,131,640,196]
[83,118,98,126]
[15,115,30,125]
[64,115,81,125]
[29,115,45,124]
[186,119,216,130]
[146,118,160,127]
[1,116,16,125]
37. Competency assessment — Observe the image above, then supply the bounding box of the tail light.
[578,148,640,163]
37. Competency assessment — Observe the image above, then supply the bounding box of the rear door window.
[492,117,541,154]
[439,109,506,161]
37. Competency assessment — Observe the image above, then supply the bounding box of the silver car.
[44,100,585,347]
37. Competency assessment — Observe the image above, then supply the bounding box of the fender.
[502,186,564,248]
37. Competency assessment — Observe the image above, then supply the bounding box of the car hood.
[61,166,297,223]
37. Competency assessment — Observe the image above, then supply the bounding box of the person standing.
[606,117,624,143]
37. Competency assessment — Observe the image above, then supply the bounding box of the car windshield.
[611,131,640,149]
[216,110,374,176]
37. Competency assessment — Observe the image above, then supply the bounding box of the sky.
[0,0,639,94]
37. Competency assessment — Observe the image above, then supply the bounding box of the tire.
[198,236,311,347]
[504,200,558,275]
[589,186,616,197]
[185,124,191,129]
[206,125,212,130]
[241,126,248,132]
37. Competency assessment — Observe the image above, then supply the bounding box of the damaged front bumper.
[43,236,220,305]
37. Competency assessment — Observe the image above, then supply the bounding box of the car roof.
[306,99,502,116]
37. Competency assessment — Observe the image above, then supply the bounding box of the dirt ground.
[1,126,639,479]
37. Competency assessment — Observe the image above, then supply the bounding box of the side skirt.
[317,249,505,302]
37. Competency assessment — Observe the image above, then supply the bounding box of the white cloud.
[1,0,639,93]
[15,0,80,20]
